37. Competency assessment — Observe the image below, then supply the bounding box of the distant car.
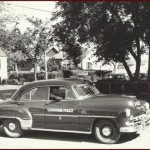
[102,73,127,81]
[0,79,150,144]
[138,73,148,81]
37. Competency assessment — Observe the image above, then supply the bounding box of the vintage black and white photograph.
[0,1,150,149]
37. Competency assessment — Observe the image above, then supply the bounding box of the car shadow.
[117,132,140,144]
[0,127,140,144]
[23,130,97,143]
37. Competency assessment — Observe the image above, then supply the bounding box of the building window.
[86,62,92,70]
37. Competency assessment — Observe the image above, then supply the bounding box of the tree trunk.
[122,59,133,80]
[34,63,37,81]
[134,37,141,81]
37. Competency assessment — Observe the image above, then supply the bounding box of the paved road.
[0,125,150,149]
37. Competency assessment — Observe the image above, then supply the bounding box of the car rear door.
[20,86,48,128]
[44,86,79,131]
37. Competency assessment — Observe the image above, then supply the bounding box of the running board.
[31,128,91,134]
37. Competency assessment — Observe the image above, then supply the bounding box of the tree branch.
[128,48,137,60]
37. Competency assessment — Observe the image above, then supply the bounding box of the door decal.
[47,108,74,113]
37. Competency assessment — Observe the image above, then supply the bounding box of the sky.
[5,1,56,32]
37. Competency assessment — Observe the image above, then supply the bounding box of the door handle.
[45,101,51,105]
[17,101,24,105]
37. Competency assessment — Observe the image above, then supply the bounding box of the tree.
[19,17,53,80]
[0,25,28,73]
[0,2,14,28]
[52,3,83,67]
[0,2,25,65]
[0,2,27,73]
[52,2,150,80]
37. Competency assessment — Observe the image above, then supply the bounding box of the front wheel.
[94,120,121,144]
[3,119,23,138]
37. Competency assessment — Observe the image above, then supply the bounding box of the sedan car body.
[0,79,150,144]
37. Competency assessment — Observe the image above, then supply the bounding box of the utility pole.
[44,49,48,80]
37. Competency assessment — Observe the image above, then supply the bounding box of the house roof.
[81,50,91,60]
[0,49,7,57]
[46,47,59,58]
[46,47,59,55]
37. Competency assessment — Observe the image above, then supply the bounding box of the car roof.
[23,79,83,88]
[11,79,84,101]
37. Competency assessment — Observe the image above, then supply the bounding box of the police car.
[0,79,150,144]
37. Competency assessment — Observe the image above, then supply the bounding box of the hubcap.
[8,123,16,131]
[102,126,112,137]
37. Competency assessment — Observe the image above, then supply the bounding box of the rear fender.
[0,106,32,130]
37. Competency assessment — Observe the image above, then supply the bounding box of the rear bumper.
[120,109,150,133]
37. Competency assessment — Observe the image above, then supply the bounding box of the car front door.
[20,86,48,128]
[44,86,79,131]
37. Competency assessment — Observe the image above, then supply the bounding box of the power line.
[10,4,53,13]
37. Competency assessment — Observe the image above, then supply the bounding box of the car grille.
[131,112,146,125]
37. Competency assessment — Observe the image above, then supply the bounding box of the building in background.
[0,49,8,81]
[78,50,113,71]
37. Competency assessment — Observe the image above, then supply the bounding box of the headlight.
[145,102,149,110]
[128,101,134,107]
[125,108,131,117]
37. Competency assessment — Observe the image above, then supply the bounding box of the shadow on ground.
[0,127,140,144]
[118,133,140,144]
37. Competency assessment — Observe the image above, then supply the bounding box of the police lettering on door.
[47,108,74,113]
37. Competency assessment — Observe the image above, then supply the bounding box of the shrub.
[62,70,73,78]
[9,72,34,83]
[9,73,18,80]
[7,79,20,85]
[48,71,63,79]
[1,79,8,85]
[94,70,112,78]
[37,72,45,80]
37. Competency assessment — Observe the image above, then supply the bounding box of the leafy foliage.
[52,2,150,80]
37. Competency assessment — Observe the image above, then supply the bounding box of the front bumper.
[120,109,150,133]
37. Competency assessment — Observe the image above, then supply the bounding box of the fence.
[95,81,150,102]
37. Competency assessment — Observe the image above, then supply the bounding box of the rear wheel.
[94,120,121,144]
[3,119,23,138]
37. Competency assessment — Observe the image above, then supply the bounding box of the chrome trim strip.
[34,114,78,117]
[79,115,116,118]
[33,114,116,118]
[31,128,91,134]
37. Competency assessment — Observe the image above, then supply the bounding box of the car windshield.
[73,84,95,99]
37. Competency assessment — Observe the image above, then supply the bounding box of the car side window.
[65,88,75,100]
[49,86,75,101]
[21,87,47,101]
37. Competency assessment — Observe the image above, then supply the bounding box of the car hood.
[83,94,141,108]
